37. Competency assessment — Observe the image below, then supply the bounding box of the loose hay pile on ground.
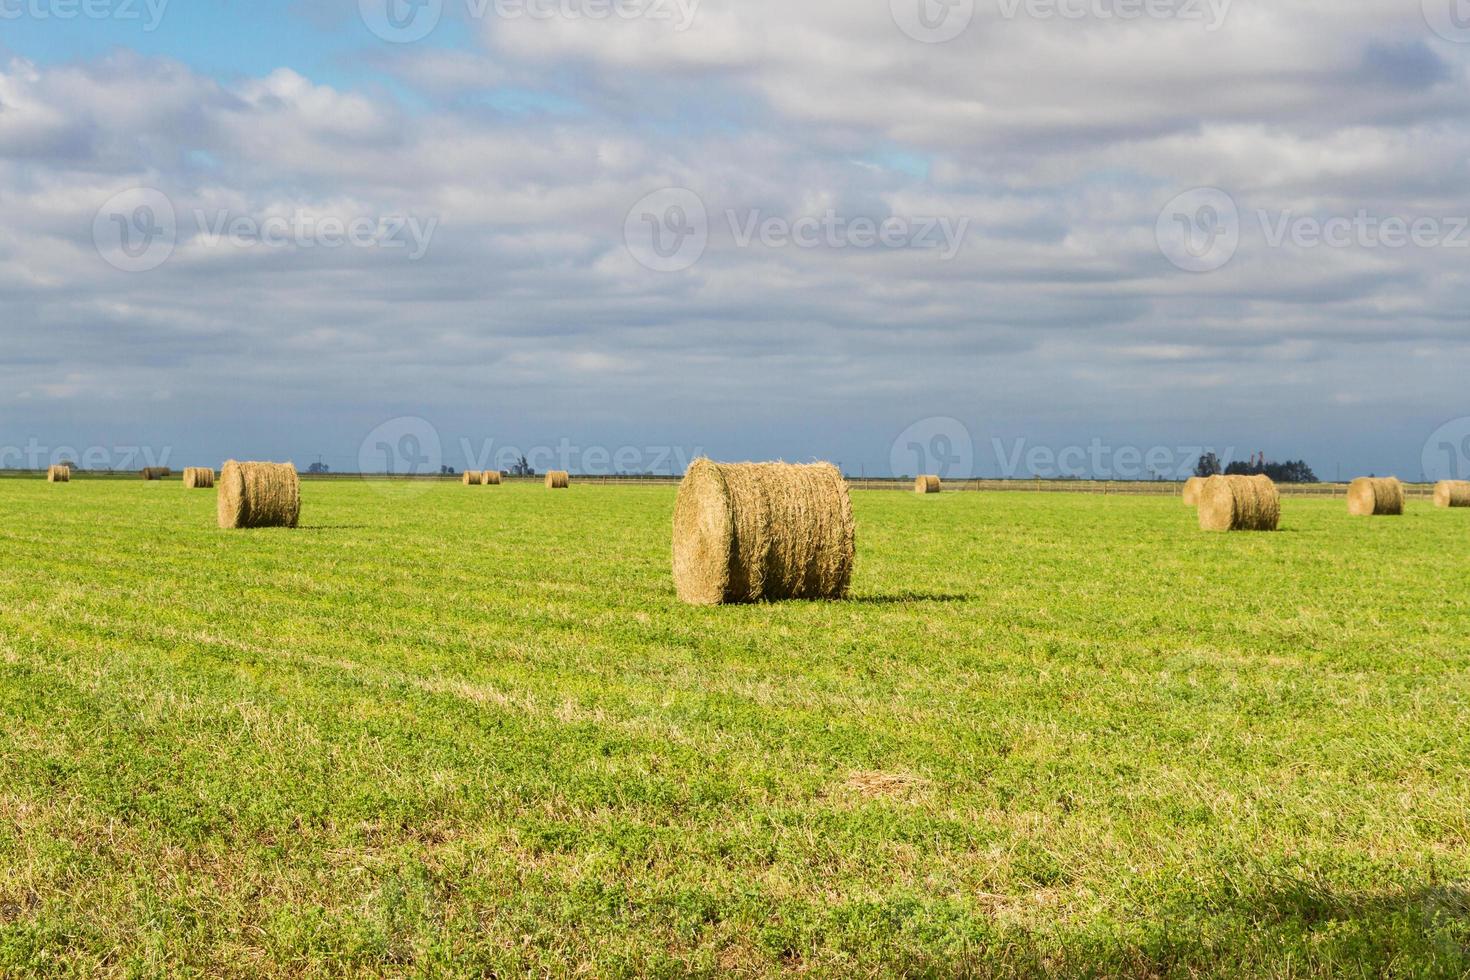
[217,461,300,529]
[462,471,483,486]
[481,471,502,485]
[1434,480,1470,508]
[1197,474,1280,532]
[46,465,70,483]
[672,458,855,605]
[141,467,171,481]
[914,475,941,494]
[1182,476,1206,506]
[183,467,215,489]
[545,471,570,489]
[1348,477,1404,516]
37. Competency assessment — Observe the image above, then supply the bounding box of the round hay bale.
[1197,474,1280,532]
[462,471,482,486]
[1433,480,1470,508]
[46,464,70,483]
[183,467,215,489]
[914,475,941,494]
[672,459,855,605]
[141,467,171,481]
[481,470,502,486]
[217,461,300,529]
[545,471,570,489]
[1182,476,1206,506]
[1347,477,1404,516]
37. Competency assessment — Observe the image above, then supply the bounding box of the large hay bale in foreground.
[462,471,483,486]
[46,465,70,483]
[545,471,570,489]
[1347,477,1404,516]
[672,459,855,605]
[1182,476,1206,506]
[1198,474,1280,532]
[481,470,502,486]
[183,467,215,489]
[217,461,300,529]
[141,467,171,481]
[914,475,941,494]
[1434,480,1470,509]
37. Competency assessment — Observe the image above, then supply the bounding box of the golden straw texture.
[183,467,216,489]
[1347,477,1404,516]
[1433,480,1470,508]
[672,459,855,605]
[217,461,301,529]
[1197,475,1280,532]
[914,475,941,494]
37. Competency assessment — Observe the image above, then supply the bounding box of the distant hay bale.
[914,475,941,494]
[1182,476,1206,506]
[1197,474,1280,532]
[1434,480,1470,508]
[462,471,483,486]
[46,465,70,483]
[141,467,172,481]
[545,470,570,489]
[481,470,502,486]
[183,467,215,489]
[1347,477,1404,516]
[217,461,300,529]
[672,459,855,605]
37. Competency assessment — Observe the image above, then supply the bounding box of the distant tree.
[1224,457,1318,483]
[307,462,330,474]
[1194,452,1223,478]
[509,455,535,477]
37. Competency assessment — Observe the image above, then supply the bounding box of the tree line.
[1195,452,1318,483]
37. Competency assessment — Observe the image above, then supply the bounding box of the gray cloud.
[2,2,1468,477]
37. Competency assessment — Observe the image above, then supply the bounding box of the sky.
[2,0,1469,479]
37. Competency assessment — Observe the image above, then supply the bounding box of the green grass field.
[2,480,1468,976]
